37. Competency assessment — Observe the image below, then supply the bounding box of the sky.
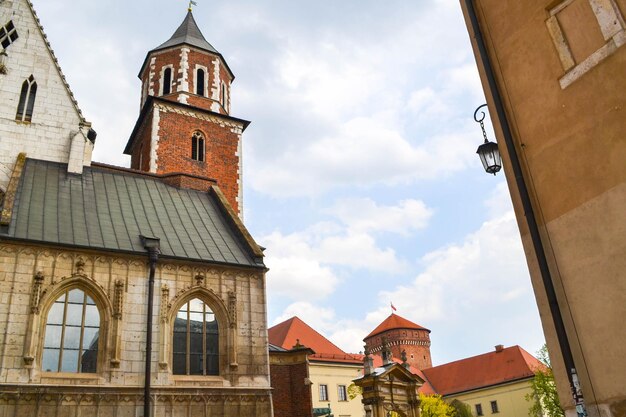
[34,0,546,365]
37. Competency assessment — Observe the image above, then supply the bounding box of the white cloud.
[326,198,433,235]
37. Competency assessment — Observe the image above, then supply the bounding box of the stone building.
[460,1,626,416]
[0,1,272,416]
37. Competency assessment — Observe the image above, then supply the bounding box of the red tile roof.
[268,317,362,365]
[365,313,430,339]
[421,345,546,396]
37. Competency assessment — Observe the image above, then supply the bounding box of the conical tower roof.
[364,313,430,340]
[151,11,219,54]
[139,11,234,79]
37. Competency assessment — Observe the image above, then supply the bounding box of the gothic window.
[162,67,172,95]
[172,298,219,376]
[196,68,205,96]
[16,75,37,123]
[191,131,205,162]
[0,21,18,49]
[42,288,100,373]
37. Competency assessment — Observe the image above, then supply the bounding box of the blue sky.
[34,0,545,365]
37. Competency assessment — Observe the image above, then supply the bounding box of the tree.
[419,393,456,417]
[526,344,565,417]
[450,399,473,417]
[347,383,362,400]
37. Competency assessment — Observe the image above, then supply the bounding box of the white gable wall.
[0,0,92,190]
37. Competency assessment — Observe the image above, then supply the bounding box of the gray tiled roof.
[0,159,263,268]
[152,11,219,55]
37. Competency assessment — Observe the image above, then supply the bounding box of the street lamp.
[474,104,501,175]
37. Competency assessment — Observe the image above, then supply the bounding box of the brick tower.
[364,313,432,370]
[124,11,248,215]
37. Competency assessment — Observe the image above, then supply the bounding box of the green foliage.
[347,383,362,400]
[450,399,473,417]
[526,344,565,417]
[419,393,456,417]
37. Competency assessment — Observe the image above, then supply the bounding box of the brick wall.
[270,350,313,417]
[365,328,433,370]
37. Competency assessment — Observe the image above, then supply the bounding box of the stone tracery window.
[191,131,205,162]
[16,75,37,123]
[172,298,219,375]
[42,288,100,373]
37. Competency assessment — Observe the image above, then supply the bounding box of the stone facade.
[0,242,272,416]
[0,0,93,189]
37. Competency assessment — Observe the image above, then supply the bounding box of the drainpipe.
[464,0,586,413]
[140,235,160,417]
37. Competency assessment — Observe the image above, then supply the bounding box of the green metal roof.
[0,159,263,268]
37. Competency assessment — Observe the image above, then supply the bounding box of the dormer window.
[0,21,18,49]
[196,68,205,96]
[16,75,37,123]
[162,67,172,96]
[191,131,205,162]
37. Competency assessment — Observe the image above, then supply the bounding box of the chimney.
[495,344,504,352]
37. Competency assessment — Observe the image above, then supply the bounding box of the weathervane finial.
[188,0,197,12]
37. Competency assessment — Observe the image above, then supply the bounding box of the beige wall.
[310,361,365,417]
[460,1,626,417]
[0,242,272,416]
[446,380,534,417]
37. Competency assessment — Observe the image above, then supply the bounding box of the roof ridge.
[25,0,88,124]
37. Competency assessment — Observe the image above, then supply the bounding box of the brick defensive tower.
[124,11,248,215]
[364,313,432,370]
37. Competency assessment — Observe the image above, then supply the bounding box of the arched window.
[191,131,205,162]
[16,75,37,122]
[42,288,100,373]
[196,68,205,96]
[162,67,172,95]
[221,81,227,107]
[173,298,219,375]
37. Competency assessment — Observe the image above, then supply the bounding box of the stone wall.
[0,0,92,190]
[0,241,272,416]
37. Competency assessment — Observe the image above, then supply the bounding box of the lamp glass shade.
[476,140,501,175]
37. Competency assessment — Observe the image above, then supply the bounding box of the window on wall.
[196,68,205,96]
[319,384,329,401]
[490,401,499,413]
[475,404,483,416]
[191,131,205,162]
[42,288,100,373]
[0,21,19,49]
[338,385,348,401]
[172,298,219,376]
[162,67,172,95]
[221,81,227,107]
[16,75,37,122]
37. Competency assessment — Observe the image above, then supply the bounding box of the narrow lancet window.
[191,131,205,162]
[16,75,37,122]
[162,68,172,95]
[196,69,205,96]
